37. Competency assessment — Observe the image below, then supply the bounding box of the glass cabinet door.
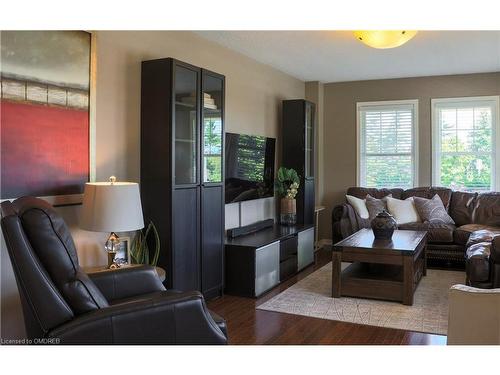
[305,103,314,178]
[202,74,223,183]
[174,65,198,185]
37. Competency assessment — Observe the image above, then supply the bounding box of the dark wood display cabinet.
[141,58,225,299]
[282,99,316,224]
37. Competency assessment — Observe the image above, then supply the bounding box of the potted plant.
[130,221,161,266]
[275,167,300,226]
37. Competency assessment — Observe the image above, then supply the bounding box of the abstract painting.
[1,31,93,205]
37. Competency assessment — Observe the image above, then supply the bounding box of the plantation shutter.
[432,97,499,192]
[358,101,417,188]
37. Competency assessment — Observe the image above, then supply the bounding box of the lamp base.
[107,251,119,268]
[105,232,121,269]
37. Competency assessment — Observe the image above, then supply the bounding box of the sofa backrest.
[401,187,453,210]
[473,192,500,227]
[345,187,452,208]
[346,187,403,200]
[449,191,477,226]
[344,187,499,228]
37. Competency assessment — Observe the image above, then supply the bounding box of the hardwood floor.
[207,248,448,345]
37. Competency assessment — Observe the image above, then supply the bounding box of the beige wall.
[321,72,500,239]
[0,30,305,339]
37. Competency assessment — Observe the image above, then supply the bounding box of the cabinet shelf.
[175,101,196,109]
[176,101,222,113]
[204,107,220,113]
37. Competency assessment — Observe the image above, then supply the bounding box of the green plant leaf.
[150,222,161,266]
[275,167,300,197]
[129,220,161,266]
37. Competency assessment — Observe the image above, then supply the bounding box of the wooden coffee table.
[332,229,427,306]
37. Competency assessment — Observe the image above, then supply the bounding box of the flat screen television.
[225,132,276,204]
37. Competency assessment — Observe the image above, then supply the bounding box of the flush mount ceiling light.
[353,30,418,49]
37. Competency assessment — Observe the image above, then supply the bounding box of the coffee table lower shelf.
[336,261,425,304]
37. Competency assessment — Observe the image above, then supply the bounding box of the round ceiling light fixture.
[353,30,418,49]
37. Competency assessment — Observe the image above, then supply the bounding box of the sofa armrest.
[332,203,358,241]
[86,265,166,302]
[491,236,500,263]
[447,284,500,345]
[48,290,227,344]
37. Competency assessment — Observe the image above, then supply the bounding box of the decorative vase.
[371,210,397,240]
[280,197,297,226]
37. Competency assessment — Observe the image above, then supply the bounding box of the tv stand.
[226,218,274,238]
[224,224,314,297]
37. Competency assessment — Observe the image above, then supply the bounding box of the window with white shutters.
[432,96,500,192]
[357,100,418,189]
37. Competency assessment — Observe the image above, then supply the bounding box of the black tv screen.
[225,133,276,204]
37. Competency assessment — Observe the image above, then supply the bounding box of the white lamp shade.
[80,181,144,232]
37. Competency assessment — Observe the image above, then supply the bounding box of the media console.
[224,223,315,298]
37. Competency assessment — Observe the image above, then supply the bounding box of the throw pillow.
[346,195,369,219]
[413,194,455,225]
[365,194,392,220]
[385,196,421,225]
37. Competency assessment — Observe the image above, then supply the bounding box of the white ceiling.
[195,31,500,83]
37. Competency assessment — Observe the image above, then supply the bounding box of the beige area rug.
[257,263,465,335]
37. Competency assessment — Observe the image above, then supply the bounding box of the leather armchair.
[1,197,228,344]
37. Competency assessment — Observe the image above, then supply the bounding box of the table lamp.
[80,176,144,268]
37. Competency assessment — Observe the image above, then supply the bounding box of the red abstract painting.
[1,100,89,198]
[1,31,91,202]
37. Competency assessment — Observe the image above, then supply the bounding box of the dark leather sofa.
[332,187,500,288]
[1,197,228,344]
[465,230,500,288]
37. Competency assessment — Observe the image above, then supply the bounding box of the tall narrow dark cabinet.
[282,100,315,225]
[141,58,225,299]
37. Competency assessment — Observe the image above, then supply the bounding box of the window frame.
[356,99,419,188]
[431,96,500,192]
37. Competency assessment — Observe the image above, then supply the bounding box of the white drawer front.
[255,241,280,296]
[298,227,314,271]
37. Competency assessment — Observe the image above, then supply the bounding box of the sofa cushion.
[454,224,500,245]
[473,192,500,226]
[399,222,455,243]
[467,228,500,247]
[413,194,455,225]
[402,187,453,210]
[365,194,391,220]
[386,197,421,225]
[346,187,403,200]
[398,222,428,231]
[346,195,369,219]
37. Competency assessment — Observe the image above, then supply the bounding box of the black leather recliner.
[1,197,228,344]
